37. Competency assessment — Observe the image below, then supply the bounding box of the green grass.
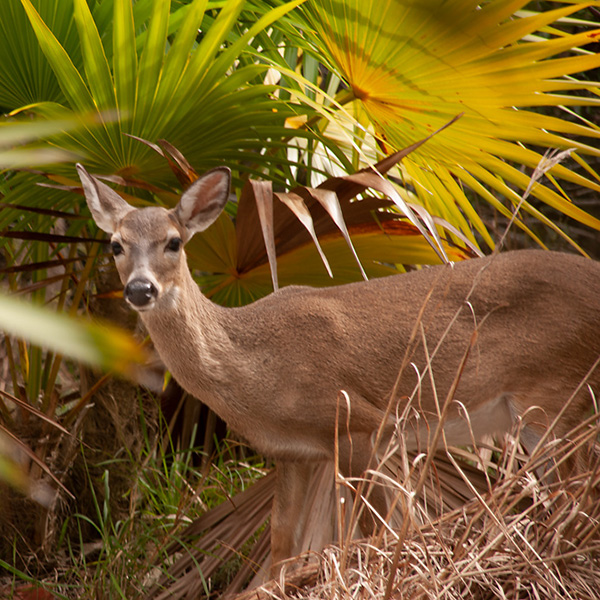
[0,414,266,599]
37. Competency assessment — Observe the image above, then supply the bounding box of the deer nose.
[124,278,158,307]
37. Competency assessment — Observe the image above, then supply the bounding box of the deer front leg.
[270,460,313,577]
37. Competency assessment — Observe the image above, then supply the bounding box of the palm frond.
[298,0,600,250]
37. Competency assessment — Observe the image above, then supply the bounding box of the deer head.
[77,164,230,311]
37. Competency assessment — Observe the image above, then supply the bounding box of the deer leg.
[270,460,312,576]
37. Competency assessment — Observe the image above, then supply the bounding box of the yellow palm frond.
[302,0,600,250]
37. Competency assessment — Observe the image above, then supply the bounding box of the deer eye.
[166,237,182,253]
[111,241,124,256]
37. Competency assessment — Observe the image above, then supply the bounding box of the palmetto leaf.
[0,0,80,110]
[0,0,327,294]
[299,0,600,251]
[20,0,94,112]
[73,0,115,111]
[14,0,305,181]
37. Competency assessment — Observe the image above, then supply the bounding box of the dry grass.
[240,430,600,600]
[148,401,600,600]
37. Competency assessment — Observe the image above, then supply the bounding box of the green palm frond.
[0,0,81,109]
[0,0,324,289]
[14,0,306,181]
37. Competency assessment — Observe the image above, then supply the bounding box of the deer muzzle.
[124,278,158,308]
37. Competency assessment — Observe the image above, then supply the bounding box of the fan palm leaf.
[15,0,305,179]
[299,0,600,250]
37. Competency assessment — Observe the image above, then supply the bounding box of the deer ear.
[76,163,134,234]
[174,167,231,239]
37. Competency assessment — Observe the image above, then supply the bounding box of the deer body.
[141,250,599,459]
[77,165,600,571]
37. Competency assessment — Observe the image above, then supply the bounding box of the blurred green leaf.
[0,293,145,375]
[0,118,81,166]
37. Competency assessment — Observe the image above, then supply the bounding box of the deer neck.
[137,268,233,397]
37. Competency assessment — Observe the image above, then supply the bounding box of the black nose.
[124,278,157,307]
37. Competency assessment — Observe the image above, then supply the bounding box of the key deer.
[77,164,600,572]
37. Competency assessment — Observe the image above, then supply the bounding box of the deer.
[76,163,600,574]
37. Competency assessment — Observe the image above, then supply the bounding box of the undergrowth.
[0,413,266,600]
